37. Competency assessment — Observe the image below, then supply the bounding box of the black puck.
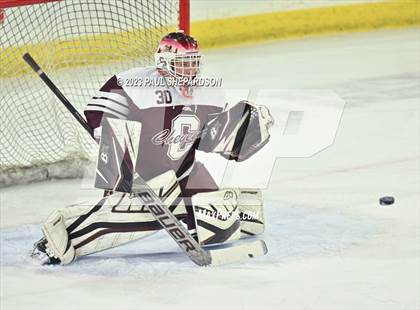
[379,196,395,206]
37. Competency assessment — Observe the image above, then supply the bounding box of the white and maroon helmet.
[154,32,201,79]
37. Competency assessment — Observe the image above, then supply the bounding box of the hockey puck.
[379,196,395,206]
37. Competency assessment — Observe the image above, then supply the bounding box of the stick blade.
[209,240,268,266]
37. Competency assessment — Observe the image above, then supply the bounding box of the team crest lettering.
[151,128,201,146]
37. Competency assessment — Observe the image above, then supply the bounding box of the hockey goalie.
[31,32,274,265]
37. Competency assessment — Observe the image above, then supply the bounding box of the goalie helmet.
[155,32,201,97]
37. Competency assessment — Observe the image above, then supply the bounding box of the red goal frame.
[179,0,190,34]
[0,0,60,22]
[0,0,190,33]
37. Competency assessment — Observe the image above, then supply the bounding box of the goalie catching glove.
[199,100,274,161]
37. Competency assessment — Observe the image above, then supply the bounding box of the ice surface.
[1,29,419,309]
[0,202,374,277]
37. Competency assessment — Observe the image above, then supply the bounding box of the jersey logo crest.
[151,114,201,160]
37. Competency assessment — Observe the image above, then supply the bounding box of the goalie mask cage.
[0,0,190,187]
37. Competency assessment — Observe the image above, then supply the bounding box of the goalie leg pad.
[70,170,186,257]
[192,189,241,246]
[39,170,186,263]
[236,189,265,238]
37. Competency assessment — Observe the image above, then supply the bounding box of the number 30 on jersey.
[155,90,172,104]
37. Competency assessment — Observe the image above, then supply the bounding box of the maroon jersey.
[85,67,226,182]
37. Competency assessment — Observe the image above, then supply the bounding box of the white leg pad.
[236,189,265,237]
[193,189,241,246]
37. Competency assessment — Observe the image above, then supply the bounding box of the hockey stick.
[23,52,267,266]
[22,54,94,138]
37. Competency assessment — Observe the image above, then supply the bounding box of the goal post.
[0,0,190,187]
[179,0,190,35]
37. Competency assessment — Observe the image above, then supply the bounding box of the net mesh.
[0,0,179,186]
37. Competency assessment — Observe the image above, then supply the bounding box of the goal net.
[0,0,188,186]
